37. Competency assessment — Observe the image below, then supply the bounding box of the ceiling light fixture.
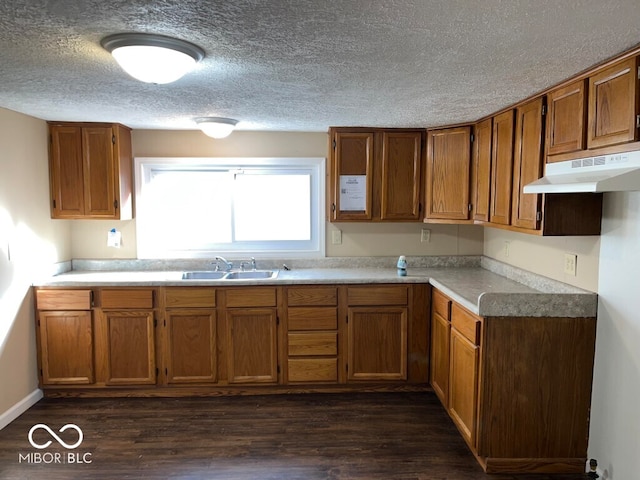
[101,33,205,84]
[195,117,239,139]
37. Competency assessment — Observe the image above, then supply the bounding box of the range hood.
[524,150,640,194]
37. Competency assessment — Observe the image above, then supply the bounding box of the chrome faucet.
[214,256,233,272]
[240,257,257,271]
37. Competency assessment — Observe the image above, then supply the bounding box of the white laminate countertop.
[35,263,598,318]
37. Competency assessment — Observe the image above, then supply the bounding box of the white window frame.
[134,157,325,259]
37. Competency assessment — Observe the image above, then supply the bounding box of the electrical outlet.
[331,230,342,245]
[420,229,431,243]
[564,253,577,276]
[503,241,510,258]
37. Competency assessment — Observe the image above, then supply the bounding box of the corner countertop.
[34,257,598,318]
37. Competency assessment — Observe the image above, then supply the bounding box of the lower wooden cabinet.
[429,289,451,405]
[430,288,596,474]
[38,310,94,385]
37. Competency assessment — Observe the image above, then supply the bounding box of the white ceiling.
[1,0,640,132]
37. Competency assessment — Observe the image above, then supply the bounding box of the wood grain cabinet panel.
[426,126,472,220]
[490,110,515,225]
[288,358,338,383]
[430,298,451,406]
[165,310,217,384]
[347,306,408,381]
[546,80,587,158]
[48,122,132,219]
[588,57,639,148]
[226,308,278,384]
[104,310,156,385]
[512,97,545,230]
[38,311,94,385]
[471,118,493,222]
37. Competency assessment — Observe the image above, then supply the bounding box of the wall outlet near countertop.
[564,253,577,276]
[420,228,431,243]
[331,230,342,245]
[503,241,510,258]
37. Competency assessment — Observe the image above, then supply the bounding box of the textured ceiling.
[1,0,640,132]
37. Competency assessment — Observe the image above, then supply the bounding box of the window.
[135,157,325,258]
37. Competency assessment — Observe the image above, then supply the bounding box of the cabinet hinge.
[155,368,159,377]
[154,319,157,327]
[470,133,474,143]
[332,139,336,150]
[113,200,118,210]
[346,315,348,324]
[277,365,281,374]
[37,319,40,326]
[536,211,542,222]
[276,316,280,326]
[637,66,640,80]
[49,134,53,144]
[418,202,422,213]
[164,319,166,327]
[468,203,472,212]
[636,114,640,129]
[40,368,43,377]
[52,199,56,209]
[165,368,168,376]
[541,104,547,116]
[346,364,348,372]
[112,135,116,144]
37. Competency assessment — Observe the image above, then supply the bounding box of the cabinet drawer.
[225,287,276,307]
[347,286,408,305]
[288,307,338,330]
[36,289,92,310]
[288,332,337,356]
[101,289,154,309]
[451,303,481,345]
[432,289,451,320]
[287,286,337,306]
[165,288,216,308]
[288,358,338,383]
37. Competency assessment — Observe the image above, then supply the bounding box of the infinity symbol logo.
[28,424,83,450]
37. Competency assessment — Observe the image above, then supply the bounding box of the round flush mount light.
[101,33,205,84]
[195,117,239,139]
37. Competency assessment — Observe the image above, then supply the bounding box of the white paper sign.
[339,175,367,211]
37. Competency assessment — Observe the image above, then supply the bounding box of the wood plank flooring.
[0,392,587,479]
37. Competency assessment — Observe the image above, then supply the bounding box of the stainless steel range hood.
[523,150,640,194]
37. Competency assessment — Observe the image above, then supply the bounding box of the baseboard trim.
[0,389,43,431]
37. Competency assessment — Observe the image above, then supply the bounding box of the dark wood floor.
[0,392,588,480]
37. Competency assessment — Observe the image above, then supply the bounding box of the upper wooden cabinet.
[471,118,493,222]
[512,98,545,230]
[329,127,423,222]
[588,57,639,149]
[425,126,472,221]
[546,80,587,159]
[489,110,515,226]
[48,122,133,219]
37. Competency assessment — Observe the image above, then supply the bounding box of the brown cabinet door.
[38,311,94,385]
[104,310,156,385]
[449,327,480,448]
[512,98,544,230]
[347,306,408,381]
[82,126,116,217]
[471,118,493,222]
[380,131,423,220]
[426,127,471,220]
[430,309,451,406]
[588,57,639,149]
[165,310,217,384]
[331,131,374,220]
[490,110,515,225]
[49,125,85,217]
[546,80,587,158]
[226,308,278,384]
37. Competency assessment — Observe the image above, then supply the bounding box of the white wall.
[0,108,71,424]
[588,191,640,479]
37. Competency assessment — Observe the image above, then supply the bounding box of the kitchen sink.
[181,271,227,280]
[181,270,278,280]
[223,270,278,280]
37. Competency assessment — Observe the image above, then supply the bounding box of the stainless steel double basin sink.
[181,270,278,280]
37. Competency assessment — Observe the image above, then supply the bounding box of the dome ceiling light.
[101,33,205,84]
[195,117,239,139]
